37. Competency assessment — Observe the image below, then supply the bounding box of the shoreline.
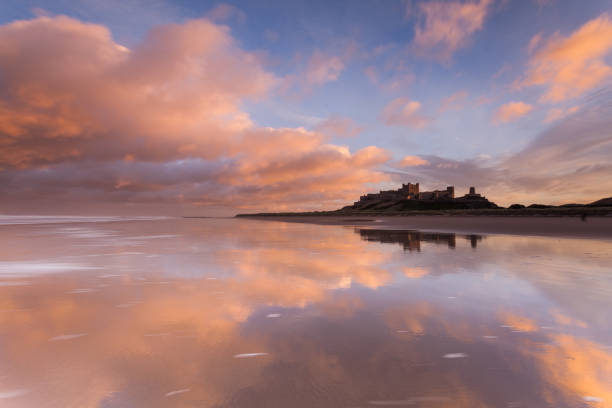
[236,215,612,240]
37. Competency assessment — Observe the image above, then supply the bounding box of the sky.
[0,0,611,215]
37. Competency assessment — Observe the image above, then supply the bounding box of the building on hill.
[353,183,495,210]
[358,182,420,202]
[356,183,459,205]
[417,186,454,200]
[457,186,483,200]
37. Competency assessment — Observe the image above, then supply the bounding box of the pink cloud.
[280,49,348,96]
[314,116,364,138]
[305,50,345,86]
[400,155,430,167]
[0,16,390,213]
[206,3,247,23]
[543,105,579,123]
[390,89,612,206]
[411,0,491,62]
[380,98,431,128]
[518,13,612,102]
[493,101,533,123]
[364,66,379,84]
[439,90,468,112]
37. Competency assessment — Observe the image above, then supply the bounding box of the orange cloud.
[544,105,579,123]
[305,50,345,86]
[520,13,612,102]
[493,101,533,123]
[412,0,491,62]
[0,16,390,212]
[439,90,468,112]
[534,335,612,407]
[380,98,430,128]
[498,312,538,332]
[402,267,430,278]
[282,49,348,95]
[0,16,274,167]
[314,115,364,138]
[206,3,246,23]
[400,155,430,167]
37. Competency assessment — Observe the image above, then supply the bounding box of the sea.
[0,216,610,407]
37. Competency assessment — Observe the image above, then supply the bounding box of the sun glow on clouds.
[493,101,533,123]
[411,0,491,62]
[380,98,430,128]
[0,16,388,212]
[519,13,612,102]
[400,156,429,167]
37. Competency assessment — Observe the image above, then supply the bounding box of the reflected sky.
[0,218,611,407]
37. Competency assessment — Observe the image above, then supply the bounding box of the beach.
[238,215,612,240]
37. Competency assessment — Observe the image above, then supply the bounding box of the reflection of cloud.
[402,267,430,279]
[551,310,588,328]
[2,220,612,407]
[533,335,612,407]
[498,312,538,332]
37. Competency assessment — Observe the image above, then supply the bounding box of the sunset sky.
[0,0,611,215]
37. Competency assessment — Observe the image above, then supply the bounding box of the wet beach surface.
[0,217,611,407]
[238,215,612,240]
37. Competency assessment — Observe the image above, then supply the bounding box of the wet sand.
[1,217,612,407]
[239,215,612,239]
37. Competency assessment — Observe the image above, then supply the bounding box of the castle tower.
[469,186,476,195]
[446,186,455,199]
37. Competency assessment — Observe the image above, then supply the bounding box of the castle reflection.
[0,218,610,408]
[357,228,484,251]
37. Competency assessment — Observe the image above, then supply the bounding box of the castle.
[356,182,484,205]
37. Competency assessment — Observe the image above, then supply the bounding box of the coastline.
[235,215,612,240]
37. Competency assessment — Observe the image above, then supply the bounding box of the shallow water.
[0,217,611,407]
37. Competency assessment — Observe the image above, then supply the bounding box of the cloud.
[411,0,491,62]
[305,50,344,86]
[314,116,364,138]
[0,16,275,168]
[263,29,279,42]
[439,90,468,112]
[280,49,348,96]
[390,87,612,206]
[400,155,429,167]
[519,13,612,102]
[380,98,431,128]
[527,33,542,54]
[206,3,247,23]
[493,101,533,123]
[364,66,379,84]
[0,16,390,213]
[544,105,579,123]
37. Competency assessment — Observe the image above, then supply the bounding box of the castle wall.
[357,182,483,205]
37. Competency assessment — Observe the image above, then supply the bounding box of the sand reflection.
[0,218,610,407]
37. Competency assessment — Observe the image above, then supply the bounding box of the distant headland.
[235,181,612,218]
